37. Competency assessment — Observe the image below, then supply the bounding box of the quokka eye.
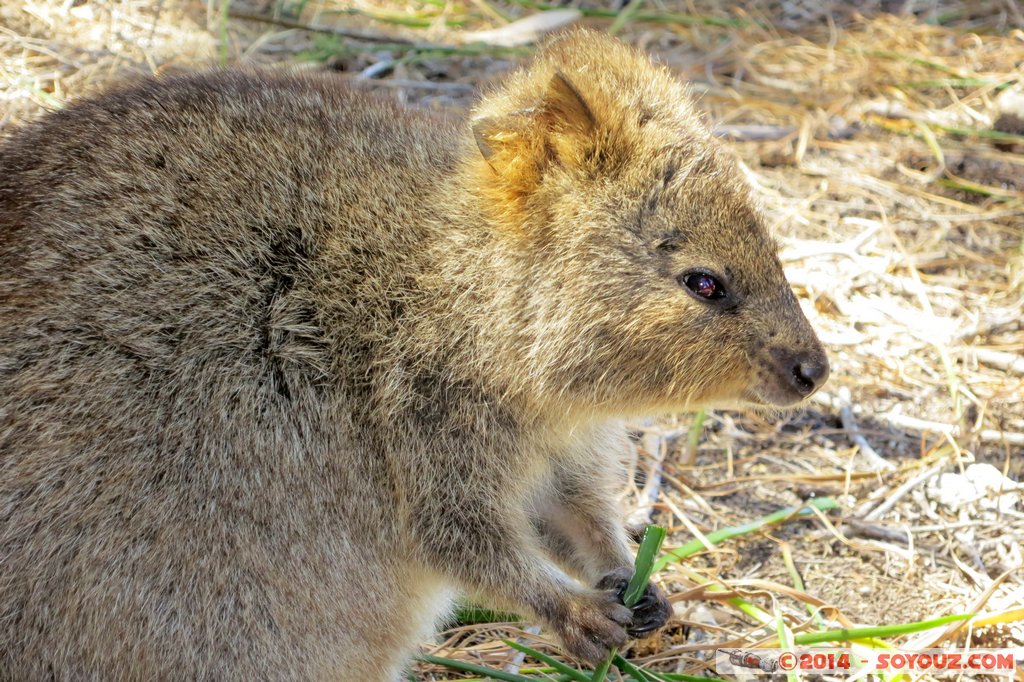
[680,271,726,301]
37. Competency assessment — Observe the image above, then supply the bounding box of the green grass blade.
[653,498,838,571]
[416,654,540,681]
[774,606,800,682]
[218,0,232,66]
[623,526,668,606]
[932,122,1024,144]
[609,0,645,35]
[589,656,614,682]
[612,653,669,681]
[903,78,1010,90]
[504,0,752,27]
[791,614,973,645]
[503,640,590,682]
[456,604,524,624]
[593,525,667,681]
[859,48,961,75]
[683,409,707,464]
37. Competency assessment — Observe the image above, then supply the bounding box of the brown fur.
[0,30,827,680]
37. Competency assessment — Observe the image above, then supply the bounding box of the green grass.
[653,497,839,571]
[503,0,753,28]
[420,503,984,681]
[298,33,529,63]
[218,0,232,66]
[791,614,973,645]
[592,525,668,681]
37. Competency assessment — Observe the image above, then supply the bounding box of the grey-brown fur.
[0,30,827,680]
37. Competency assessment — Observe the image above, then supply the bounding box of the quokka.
[0,29,828,680]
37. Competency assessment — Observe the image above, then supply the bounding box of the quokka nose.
[790,352,830,396]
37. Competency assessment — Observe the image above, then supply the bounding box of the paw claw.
[596,569,672,640]
[628,582,671,638]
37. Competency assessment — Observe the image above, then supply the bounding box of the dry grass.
[2,0,1022,679]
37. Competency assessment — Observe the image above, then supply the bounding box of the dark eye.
[681,272,726,300]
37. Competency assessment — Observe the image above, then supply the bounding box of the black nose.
[774,348,831,395]
[797,355,829,388]
[789,352,829,396]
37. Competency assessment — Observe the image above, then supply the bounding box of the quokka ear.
[539,71,596,138]
[472,71,599,191]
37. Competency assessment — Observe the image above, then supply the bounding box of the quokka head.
[465,29,828,416]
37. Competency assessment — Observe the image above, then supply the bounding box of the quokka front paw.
[551,588,632,666]
[596,567,672,638]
